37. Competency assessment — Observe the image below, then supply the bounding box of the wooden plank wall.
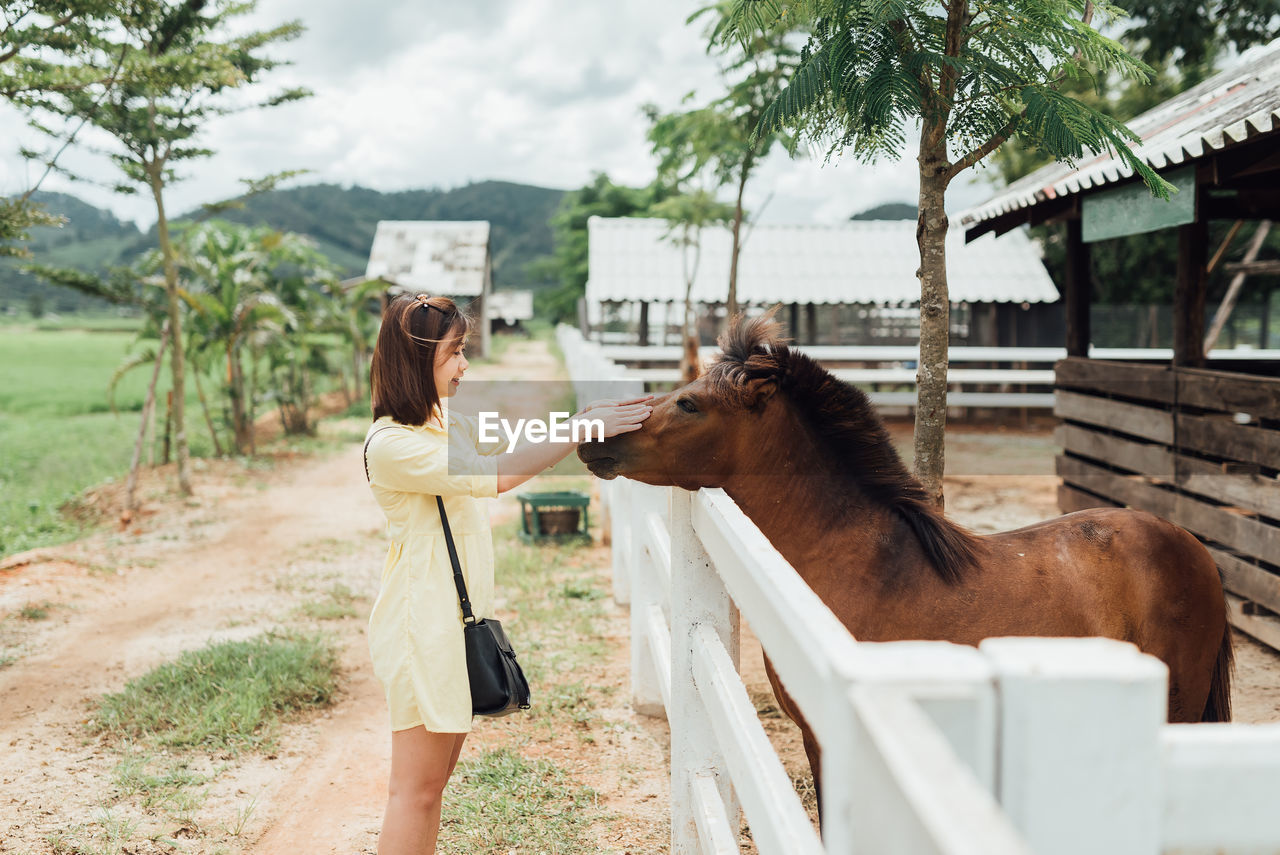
[1055,358,1280,650]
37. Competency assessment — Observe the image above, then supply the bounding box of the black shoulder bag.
[364,425,531,717]
[436,496,532,717]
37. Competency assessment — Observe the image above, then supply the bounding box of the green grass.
[0,325,361,557]
[297,583,360,620]
[0,327,224,556]
[92,631,340,752]
[439,748,602,855]
[16,601,53,620]
[489,520,610,729]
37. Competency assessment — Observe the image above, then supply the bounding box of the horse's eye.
[677,398,698,414]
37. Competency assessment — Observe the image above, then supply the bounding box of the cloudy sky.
[0,0,996,228]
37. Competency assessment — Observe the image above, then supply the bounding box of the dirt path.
[2,341,1278,853]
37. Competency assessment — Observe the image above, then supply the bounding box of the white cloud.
[0,0,992,229]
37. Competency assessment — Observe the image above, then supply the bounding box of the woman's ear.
[743,377,777,410]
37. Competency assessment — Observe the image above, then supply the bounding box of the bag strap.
[437,496,477,625]
[362,425,398,482]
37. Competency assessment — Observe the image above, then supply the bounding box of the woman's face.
[433,332,468,399]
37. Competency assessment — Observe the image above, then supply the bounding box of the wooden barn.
[584,216,1061,347]
[364,220,493,357]
[960,40,1280,650]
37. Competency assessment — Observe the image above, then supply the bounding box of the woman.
[363,293,650,854]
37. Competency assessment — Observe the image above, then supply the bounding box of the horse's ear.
[744,377,777,409]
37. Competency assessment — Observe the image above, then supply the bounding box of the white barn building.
[365,220,493,356]
[585,216,1060,346]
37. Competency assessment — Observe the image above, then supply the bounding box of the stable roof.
[365,221,490,297]
[586,217,1058,307]
[960,38,1280,237]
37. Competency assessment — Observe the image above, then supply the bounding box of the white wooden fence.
[555,325,1280,855]
[594,342,1280,409]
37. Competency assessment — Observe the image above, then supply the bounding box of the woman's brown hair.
[370,293,473,425]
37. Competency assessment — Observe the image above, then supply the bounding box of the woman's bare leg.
[378,727,467,855]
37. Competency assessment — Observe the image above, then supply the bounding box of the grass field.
[0,325,222,557]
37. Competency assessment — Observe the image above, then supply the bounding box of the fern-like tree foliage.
[0,0,127,256]
[14,0,308,496]
[718,0,1171,506]
[647,3,800,318]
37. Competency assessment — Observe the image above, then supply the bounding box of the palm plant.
[253,229,342,437]
[176,220,294,455]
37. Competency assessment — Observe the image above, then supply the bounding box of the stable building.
[959,39,1280,650]
[584,216,1060,347]
[365,220,493,357]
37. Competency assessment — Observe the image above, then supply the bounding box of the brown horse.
[579,313,1232,801]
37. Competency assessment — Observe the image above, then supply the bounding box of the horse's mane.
[708,312,983,585]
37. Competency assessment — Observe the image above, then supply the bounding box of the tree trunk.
[193,366,224,457]
[148,168,192,495]
[248,341,259,455]
[914,135,952,508]
[125,323,170,514]
[727,159,752,321]
[679,226,703,385]
[162,390,172,465]
[228,343,250,454]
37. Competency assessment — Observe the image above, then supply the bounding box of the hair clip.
[414,294,447,313]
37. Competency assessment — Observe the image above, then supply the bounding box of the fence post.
[821,642,998,853]
[628,480,667,718]
[981,637,1166,855]
[608,479,631,605]
[669,487,741,854]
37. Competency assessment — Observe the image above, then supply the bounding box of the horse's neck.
[721,401,896,596]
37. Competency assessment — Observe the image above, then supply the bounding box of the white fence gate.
[557,325,1280,855]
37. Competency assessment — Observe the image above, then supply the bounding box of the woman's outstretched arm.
[495,396,651,494]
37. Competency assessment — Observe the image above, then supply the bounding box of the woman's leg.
[378,727,468,855]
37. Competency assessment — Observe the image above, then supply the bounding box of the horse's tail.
[1201,621,1234,723]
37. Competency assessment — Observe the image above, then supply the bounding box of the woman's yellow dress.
[364,410,506,733]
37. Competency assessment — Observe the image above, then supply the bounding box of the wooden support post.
[981,637,1166,855]
[479,251,493,359]
[638,301,650,347]
[669,487,740,854]
[789,302,800,340]
[805,303,818,345]
[1205,220,1272,355]
[1175,218,1208,368]
[1262,288,1273,349]
[1064,218,1091,358]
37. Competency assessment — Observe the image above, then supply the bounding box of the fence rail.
[593,342,1280,409]
[556,325,1280,854]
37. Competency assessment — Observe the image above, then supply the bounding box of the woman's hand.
[574,399,652,439]
[578,394,653,415]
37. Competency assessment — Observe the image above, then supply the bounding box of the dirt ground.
[1,340,1277,853]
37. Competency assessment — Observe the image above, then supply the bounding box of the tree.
[528,173,675,323]
[17,0,308,494]
[647,3,799,318]
[720,0,1170,506]
[178,220,292,453]
[27,251,176,511]
[0,0,124,256]
[984,1,1280,316]
[648,189,735,382]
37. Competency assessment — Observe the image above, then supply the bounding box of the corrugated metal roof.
[960,38,1280,229]
[365,221,490,297]
[586,217,1058,306]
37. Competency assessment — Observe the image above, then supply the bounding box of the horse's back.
[983,506,1227,721]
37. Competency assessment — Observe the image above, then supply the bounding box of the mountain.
[1,181,566,315]
[851,202,917,220]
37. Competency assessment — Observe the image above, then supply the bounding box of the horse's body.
[579,315,1232,800]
